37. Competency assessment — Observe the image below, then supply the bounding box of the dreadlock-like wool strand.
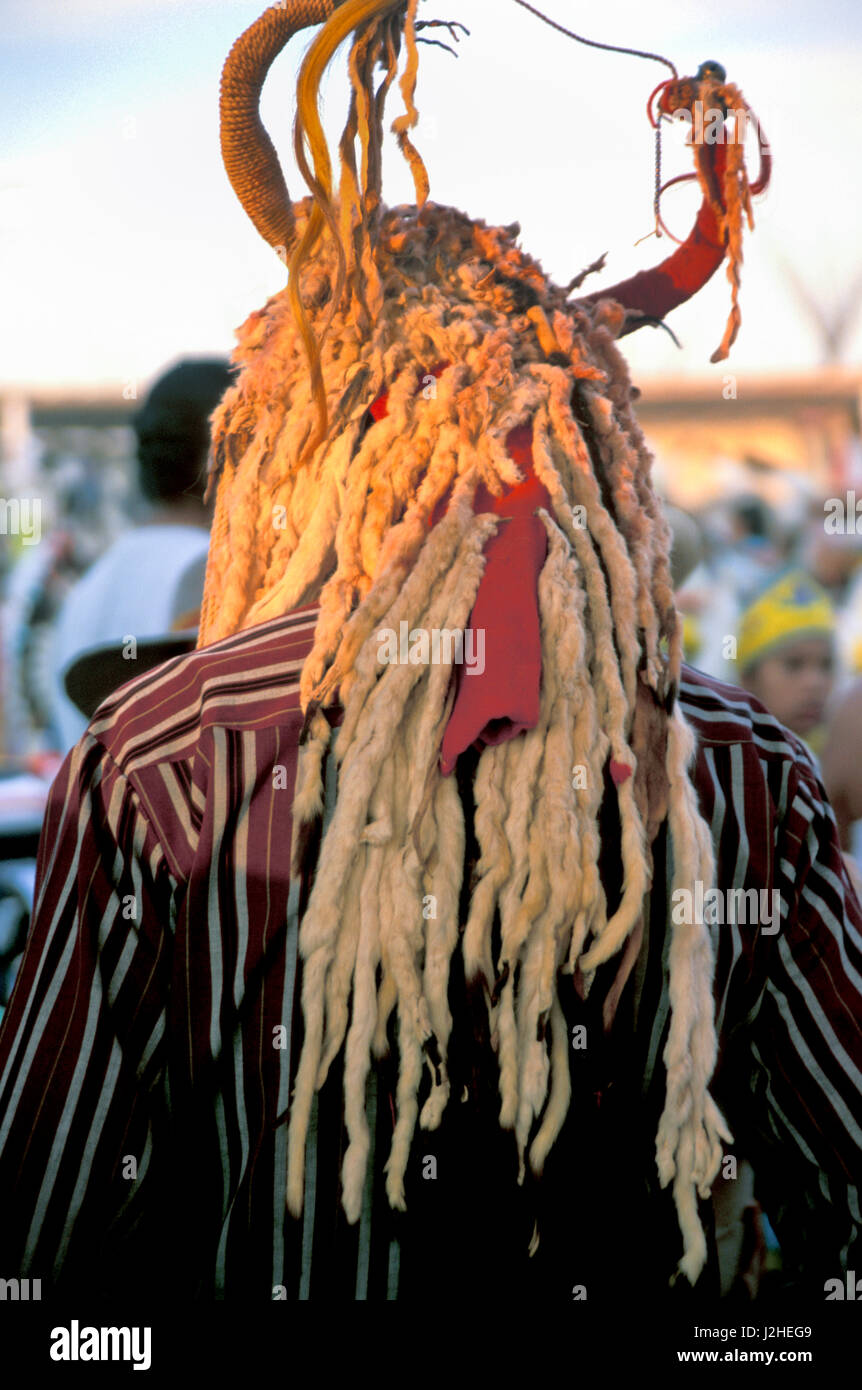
[206,0,733,1285]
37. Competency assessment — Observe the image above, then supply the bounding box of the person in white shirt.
[50,358,233,751]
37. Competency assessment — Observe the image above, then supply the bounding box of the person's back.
[1,606,859,1302]
[3,0,859,1318]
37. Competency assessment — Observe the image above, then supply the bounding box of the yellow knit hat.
[738,570,836,673]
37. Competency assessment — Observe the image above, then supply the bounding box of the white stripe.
[207,729,228,1059]
[90,614,319,740]
[0,757,105,1133]
[157,762,200,856]
[121,668,305,769]
[212,1091,232,1296]
[296,754,338,1299]
[91,653,305,767]
[190,777,206,817]
[354,1071,378,1300]
[111,657,307,772]
[779,858,797,884]
[93,622,316,749]
[0,927,79,1154]
[777,757,793,818]
[679,679,807,751]
[214,1024,251,1290]
[777,932,862,1107]
[768,978,862,1150]
[728,744,751,889]
[29,739,92,919]
[107,932,138,1008]
[214,732,257,1290]
[111,1119,156,1230]
[298,1096,319,1301]
[232,733,256,1010]
[644,833,673,1085]
[751,728,806,762]
[52,1033,125,1274]
[677,707,753,737]
[126,788,145,924]
[789,790,816,829]
[722,742,748,1016]
[799,876,862,999]
[750,1036,820,1168]
[703,748,735,1039]
[138,1012,166,1080]
[24,892,120,1260]
[272,878,301,1290]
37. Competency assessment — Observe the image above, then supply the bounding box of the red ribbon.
[369,363,550,774]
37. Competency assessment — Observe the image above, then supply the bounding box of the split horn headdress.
[202,0,770,1288]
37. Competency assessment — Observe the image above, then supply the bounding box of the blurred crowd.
[0,358,232,1012]
[672,491,862,877]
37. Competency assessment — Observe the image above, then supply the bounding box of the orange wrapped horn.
[219,0,342,254]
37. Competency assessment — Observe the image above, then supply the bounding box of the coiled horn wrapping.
[220,0,340,253]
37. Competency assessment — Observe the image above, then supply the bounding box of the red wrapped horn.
[578,68,771,345]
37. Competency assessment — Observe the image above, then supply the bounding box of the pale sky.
[2,0,861,392]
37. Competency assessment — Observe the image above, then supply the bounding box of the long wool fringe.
[204,10,729,1279]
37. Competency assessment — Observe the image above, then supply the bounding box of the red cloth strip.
[367,364,550,774]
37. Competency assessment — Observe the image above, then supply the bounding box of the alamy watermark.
[824,1270,862,1299]
[377,622,485,675]
[672,883,782,935]
[0,497,41,545]
[668,102,768,150]
[50,1321,151,1371]
[823,491,862,534]
[0,1276,41,1299]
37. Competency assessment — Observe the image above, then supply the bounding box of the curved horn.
[578,72,772,336]
[219,1,340,253]
[581,147,729,330]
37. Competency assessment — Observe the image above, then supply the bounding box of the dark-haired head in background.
[134,358,236,513]
[48,357,234,751]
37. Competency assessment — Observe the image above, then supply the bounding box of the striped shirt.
[0,605,860,1303]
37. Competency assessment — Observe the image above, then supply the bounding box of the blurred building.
[638,367,862,511]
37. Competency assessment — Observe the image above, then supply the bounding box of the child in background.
[737,570,837,757]
[731,570,840,1292]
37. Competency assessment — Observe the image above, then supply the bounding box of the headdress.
[203,0,770,1285]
